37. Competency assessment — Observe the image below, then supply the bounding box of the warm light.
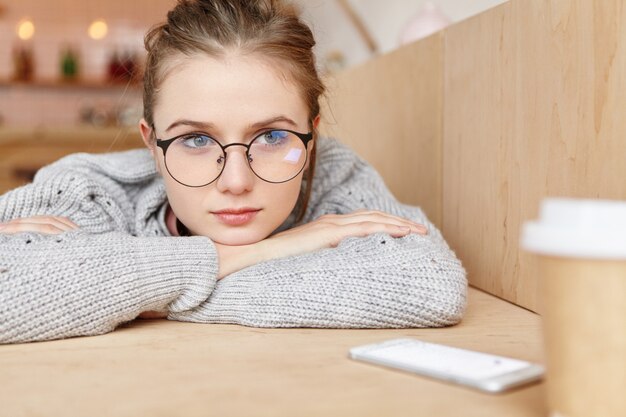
[88,19,108,40]
[17,19,35,40]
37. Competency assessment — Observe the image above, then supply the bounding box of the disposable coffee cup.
[522,198,626,417]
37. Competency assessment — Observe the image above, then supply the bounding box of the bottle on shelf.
[107,49,138,83]
[60,45,80,81]
[12,43,35,82]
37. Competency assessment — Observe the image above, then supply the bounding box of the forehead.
[153,53,308,132]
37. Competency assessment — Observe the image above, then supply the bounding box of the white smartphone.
[349,338,544,393]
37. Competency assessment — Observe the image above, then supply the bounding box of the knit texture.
[0,137,466,344]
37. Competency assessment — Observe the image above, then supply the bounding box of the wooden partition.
[319,34,443,228]
[320,0,626,312]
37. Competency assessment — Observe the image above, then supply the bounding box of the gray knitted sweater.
[0,137,466,344]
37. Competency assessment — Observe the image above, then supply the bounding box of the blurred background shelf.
[0,126,144,193]
[0,78,140,90]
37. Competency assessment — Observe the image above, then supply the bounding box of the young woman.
[0,0,466,344]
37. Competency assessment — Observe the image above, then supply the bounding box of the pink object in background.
[398,1,451,45]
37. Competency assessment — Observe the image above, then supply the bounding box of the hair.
[143,0,325,223]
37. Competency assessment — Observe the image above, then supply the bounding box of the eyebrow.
[165,115,298,133]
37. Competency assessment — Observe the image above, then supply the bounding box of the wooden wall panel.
[317,0,626,312]
[319,34,443,229]
[443,0,626,312]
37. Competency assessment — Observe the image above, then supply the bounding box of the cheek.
[157,155,198,208]
[266,178,303,213]
[163,177,201,215]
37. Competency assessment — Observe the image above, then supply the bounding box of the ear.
[139,118,162,174]
[312,114,320,130]
[304,115,321,171]
[139,118,155,153]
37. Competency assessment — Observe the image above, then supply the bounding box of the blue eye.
[180,134,214,148]
[258,130,289,145]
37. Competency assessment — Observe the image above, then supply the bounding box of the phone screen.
[349,338,544,392]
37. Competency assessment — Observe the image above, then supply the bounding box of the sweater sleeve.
[0,164,219,344]
[169,138,467,328]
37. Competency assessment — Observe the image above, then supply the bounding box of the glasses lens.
[249,130,307,182]
[164,134,224,186]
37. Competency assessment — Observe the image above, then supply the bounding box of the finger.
[1,216,76,234]
[0,222,66,235]
[22,216,78,231]
[360,212,428,233]
[341,221,416,240]
[50,216,79,230]
[6,217,77,232]
[327,212,428,234]
[328,217,426,235]
[355,221,420,235]
[353,210,428,229]
[332,210,424,226]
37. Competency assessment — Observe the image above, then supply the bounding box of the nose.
[215,146,255,194]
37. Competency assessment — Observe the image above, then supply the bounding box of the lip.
[211,208,261,226]
[212,207,261,214]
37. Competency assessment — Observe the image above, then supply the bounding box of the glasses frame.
[154,128,314,187]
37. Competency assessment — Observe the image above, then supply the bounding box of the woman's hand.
[262,209,427,258]
[0,216,79,235]
[214,210,428,279]
[137,311,168,319]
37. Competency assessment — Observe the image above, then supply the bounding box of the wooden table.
[0,287,546,416]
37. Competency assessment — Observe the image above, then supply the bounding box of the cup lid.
[521,197,626,259]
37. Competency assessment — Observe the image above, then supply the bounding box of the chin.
[201,228,270,246]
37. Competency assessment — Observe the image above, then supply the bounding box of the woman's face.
[140,53,316,245]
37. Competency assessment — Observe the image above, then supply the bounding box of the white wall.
[295,0,508,71]
[0,0,508,79]
[0,0,507,127]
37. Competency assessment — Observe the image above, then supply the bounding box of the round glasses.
[155,129,313,187]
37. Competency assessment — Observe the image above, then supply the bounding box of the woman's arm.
[0,230,218,344]
[169,138,467,328]
[172,229,465,328]
[0,156,220,344]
